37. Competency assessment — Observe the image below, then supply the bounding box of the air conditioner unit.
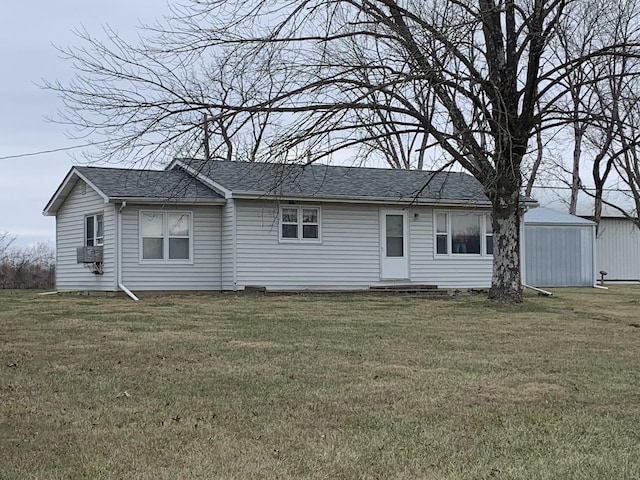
[76,246,104,264]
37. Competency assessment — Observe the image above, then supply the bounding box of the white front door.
[380,210,409,279]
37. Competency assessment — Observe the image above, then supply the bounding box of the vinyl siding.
[233,201,494,290]
[596,219,640,280]
[120,204,222,290]
[409,206,493,288]
[55,180,116,291]
[235,201,380,289]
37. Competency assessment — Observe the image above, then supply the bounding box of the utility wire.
[0,144,89,161]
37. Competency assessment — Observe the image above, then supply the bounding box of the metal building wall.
[596,219,640,281]
[524,225,595,287]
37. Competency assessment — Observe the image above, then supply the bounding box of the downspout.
[117,201,139,301]
[523,283,553,297]
[232,198,238,291]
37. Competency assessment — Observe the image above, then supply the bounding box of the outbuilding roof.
[524,206,595,225]
[528,187,637,219]
[176,159,511,204]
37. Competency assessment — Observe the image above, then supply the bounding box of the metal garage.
[523,207,596,287]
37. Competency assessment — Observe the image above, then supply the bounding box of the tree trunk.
[569,124,584,215]
[487,187,523,304]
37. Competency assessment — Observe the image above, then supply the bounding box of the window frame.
[139,210,193,263]
[278,205,322,243]
[433,211,493,258]
[85,212,104,247]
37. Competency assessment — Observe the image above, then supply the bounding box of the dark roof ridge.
[75,165,166,173]
[174,157,471,177]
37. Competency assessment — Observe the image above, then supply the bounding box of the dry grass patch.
[1,287,639,479]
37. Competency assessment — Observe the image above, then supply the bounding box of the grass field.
[1,287,639,479]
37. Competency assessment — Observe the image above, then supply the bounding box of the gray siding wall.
[235,201,380,289]
[233,201,493,290]
[55,180,116,291]
[524,225,594,287]
[409,206,493,288]
[120,204,222,290]
[596,219,640,280]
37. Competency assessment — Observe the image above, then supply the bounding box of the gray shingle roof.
[180,159,492,203]
[76,167,223,201]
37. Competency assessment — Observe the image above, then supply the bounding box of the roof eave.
[526,221,596,226]
[230,191,494,207]
[43,167,109,216]
[109,196,226,205]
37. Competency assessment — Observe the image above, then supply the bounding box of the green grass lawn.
[1,287,639,479]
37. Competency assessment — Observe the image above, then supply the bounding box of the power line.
[0,144,90,161]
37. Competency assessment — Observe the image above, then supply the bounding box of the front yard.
[1,287,639,479]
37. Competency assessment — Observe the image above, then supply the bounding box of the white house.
[44,159,536,294]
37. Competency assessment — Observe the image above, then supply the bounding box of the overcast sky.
[1,2,172,247]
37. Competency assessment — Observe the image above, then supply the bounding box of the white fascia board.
[525,221,596,227]
[43,168,77,216]
[42,167,109,216]
[230,191,494,208]
[108,197,226,206]
[171,160,232,199]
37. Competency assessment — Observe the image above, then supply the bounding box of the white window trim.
[139,210,194,264]
[85,212,104,247]
[278,205,322,243]
[433,211,493,258]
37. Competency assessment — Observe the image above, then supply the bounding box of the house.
[44,159,534,294]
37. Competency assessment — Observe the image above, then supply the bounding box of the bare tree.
[557,9,598,215]
[545,0,640,228]
[0,238,55,289]
[46,1,640,303]
[0,232,16,259]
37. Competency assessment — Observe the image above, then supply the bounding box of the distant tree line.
[0,232,55,289]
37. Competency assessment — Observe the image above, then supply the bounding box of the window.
[386,214,404,257]
[435,212,493,257]
[485,216,494,255]
[280,206,320,241]
[85,213,104,246]
[140,211,192,261]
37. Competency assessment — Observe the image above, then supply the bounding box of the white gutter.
[117,201,139,301]
[229,191,496,207]
[230,191,539,208]
[109,196,225,206]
